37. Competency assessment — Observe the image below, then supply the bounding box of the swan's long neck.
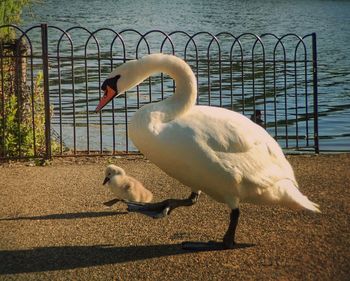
[133,54,197,120]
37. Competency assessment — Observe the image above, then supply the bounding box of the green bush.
[0,0,31,39]
[0,0,52,159]
[0,63,47,157]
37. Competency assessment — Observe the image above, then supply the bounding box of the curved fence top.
[0,24,319,160]
[0,24,314,61]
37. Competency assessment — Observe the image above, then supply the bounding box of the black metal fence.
[0,24,319,160]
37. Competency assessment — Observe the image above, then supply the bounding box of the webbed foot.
[126,201,171,218]
[126,192,200,219]
[103,198,120,207]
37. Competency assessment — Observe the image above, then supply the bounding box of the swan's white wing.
[157,105,295,186]
[194,107,299,205]
[188,106,266,153]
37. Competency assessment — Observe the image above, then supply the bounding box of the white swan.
[95,53,320,249]
[102,165,153,205]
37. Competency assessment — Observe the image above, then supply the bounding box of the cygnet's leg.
[126,192,200,218]
[182,208,240,251]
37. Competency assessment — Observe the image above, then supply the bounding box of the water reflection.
[19,0,350,151]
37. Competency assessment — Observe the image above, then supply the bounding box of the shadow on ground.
[0,243,253,274]
[0,211,127,221]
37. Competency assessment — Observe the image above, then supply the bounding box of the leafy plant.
[0,0,31,39]
[0,0,53,159]
[0,63,48,158]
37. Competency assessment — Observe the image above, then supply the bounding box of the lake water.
[21,0,350,151]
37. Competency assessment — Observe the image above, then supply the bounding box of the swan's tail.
[278,179,321,213]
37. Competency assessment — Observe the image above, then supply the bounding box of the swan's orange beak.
[95,85,116,113]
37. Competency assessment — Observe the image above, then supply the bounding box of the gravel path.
[0,154,349,280]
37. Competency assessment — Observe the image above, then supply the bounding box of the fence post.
[41,23,52,159]
[312,33,319,153]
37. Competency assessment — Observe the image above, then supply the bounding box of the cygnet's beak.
[103,177,110,185]
[95,85,117,113]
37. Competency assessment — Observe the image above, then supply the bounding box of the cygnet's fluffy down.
[103,165,153,203]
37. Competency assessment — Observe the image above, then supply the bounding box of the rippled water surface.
[21,0,350,151]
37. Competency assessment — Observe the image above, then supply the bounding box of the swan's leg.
[103,198,120,207]
[126,192,200,218]
[181,208,240,251]
[167,192,200,214]
[223,208,240,249]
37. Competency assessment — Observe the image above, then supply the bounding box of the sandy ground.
[0,154,349,280]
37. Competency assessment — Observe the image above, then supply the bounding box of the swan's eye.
[101,80,107,91]
[101,75,121,93]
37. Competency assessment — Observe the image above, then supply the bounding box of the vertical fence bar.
[14,41,22,157]
[57,50,63,155]
[195,55,199,105]
[98,49,103,154]
[304,51,309,147]
[41,23,51,159]
[218,53,222,107]
[71,50,76,154]
[29,43,37,156]
[273,55,278,138]
[110,59,116,154]
[252,51,256,119]
[241,55,245,114]
[229,55,234,110]
[312,33,319,153]
[294,59,299,148]
[0,43,5,157]
[262,54,267,130]
[84,51,90,154]
[207,58,211,106]
[124,53,129,153]
[283,54,288,148]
